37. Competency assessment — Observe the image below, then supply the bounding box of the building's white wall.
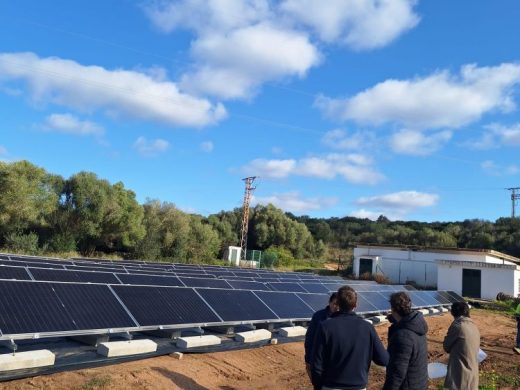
[514,270,520,297]
[437,263,516,299]
[437,265,462,295]
[377,258,437,286]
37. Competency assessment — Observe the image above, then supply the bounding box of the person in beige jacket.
[443,301,480,390]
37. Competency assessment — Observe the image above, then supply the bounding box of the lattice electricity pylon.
[240,176,257,261]
[507,187,520,218]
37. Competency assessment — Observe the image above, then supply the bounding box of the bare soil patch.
[1,310,518,390]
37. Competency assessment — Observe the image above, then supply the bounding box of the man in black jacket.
[311,286,389,390]
[305,292,338,388]
[383,292,428,390]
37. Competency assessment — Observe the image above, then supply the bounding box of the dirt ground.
[1,310,519,390]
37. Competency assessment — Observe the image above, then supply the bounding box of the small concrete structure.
[440,307,449,313]
[234,329,272,343]
[372,315,389,324]
[428,308,441,314]
[97,339,157,358]
[170,352,183,360]
[418,309,430,316]
[176,335,221,349]
[270,338,279,345]
[278,326,307,338]
[0,350,55,372]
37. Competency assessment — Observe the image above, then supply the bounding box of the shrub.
[4,231,40,254]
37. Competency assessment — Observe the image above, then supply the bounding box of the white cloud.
[144,0,418,100]
[242,153,384,184]
[390,129,452,156]
[481,160,520,176]
[280,0,420,49]
[40,113,104,136]
[133,136,170,157]
[0,52,227,127]
[200,141,214,152]
[351,190,438,220]
[180,23,321,99]
[254,191,337,213]
[321,128,376,150]
[316,63,520,130]
[467,123,520,150]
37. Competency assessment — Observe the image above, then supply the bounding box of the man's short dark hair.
[389,292,412,317]
[329,292,338,303]
[451,301,470,318]
[336,286,357,311]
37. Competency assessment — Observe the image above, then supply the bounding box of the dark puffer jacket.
[382,311,429,390]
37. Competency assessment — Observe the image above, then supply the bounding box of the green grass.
[80,376,112,390]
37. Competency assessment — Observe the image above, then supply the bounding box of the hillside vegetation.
[1,160,519,266]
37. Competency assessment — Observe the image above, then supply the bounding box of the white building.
[353,244,520,300]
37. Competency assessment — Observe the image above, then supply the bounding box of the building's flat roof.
[354,243,520,264]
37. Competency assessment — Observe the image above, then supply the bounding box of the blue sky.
[1,1,520,222]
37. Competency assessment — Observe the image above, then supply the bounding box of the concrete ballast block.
[97,339,157,358]
[170,352,183,360]
[440,307,449,313]
[0,350,55,372]
[234,329,272,343]
[419,309,430,315]
[279,326,307,338]
[429,308,440,314]
[373,315,389,324]
[176,335,221,349]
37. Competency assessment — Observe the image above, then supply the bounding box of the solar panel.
[253,291,314,319]
[116,273,183,287]
[407,291,431,308]
[0,266,31,280]
[354,294,379,313]
[226,280,271,291]
[179,277,231,289]
[358,292,390,312]
[196,289,277,321]
[296,293,329,312]
[267,282,308,293]
[51,283,136,330]
[445,291,465,303]
[0,281,76,335]
[29,268,120,284]
[426,291,452,305]
[112,285,221,326]
[300,283,329,294]
[415,291,443,306]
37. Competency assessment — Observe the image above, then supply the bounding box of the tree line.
[0,160,324,264]
[1,160,519,264]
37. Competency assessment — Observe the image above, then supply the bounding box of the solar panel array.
[0,253,464,341]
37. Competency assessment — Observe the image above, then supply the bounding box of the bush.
[264,246,295,268]
[4,231,40,254]
[47,233,77,252]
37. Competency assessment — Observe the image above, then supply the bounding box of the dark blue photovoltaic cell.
[30,268,120,284]
[415,291,442,306]
[356,294,380,313]
[358,292,390,311]
[112,285,221,326]
[408,291,431,308]
[0,281,77,334]
[427,291,451,305]
[180,277,231,289]
[223,276,256,282]
[227,280,271,291]
[254,291,314,319]
[300,283,329,294]
[267,282,308,293]
[196,289,276,321]
[446,291,465,303]
[296,293,329,312]
[51,283,136,330]
[116,273,183,287]
[0,266,31,280]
